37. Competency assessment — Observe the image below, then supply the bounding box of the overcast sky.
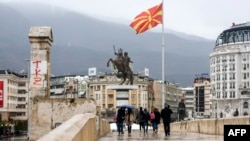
[2,0,250,40]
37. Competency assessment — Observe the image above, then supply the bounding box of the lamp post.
[25,58,30,141]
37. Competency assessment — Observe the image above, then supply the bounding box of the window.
[229,73,235,80]
[108,94,113,99]
[229,64,235,70]
[18,82,26,87]
[243,102,248,109]
[108,104,113,108]
[242,54,247,61]
[229,82,235,89]
[132,94,136,99]
[229,55,235,62]
[96,94,99,100]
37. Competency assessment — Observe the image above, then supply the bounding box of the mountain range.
[0,2,216,87]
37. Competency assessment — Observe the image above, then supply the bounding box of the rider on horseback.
[123,52,133,73]
[114,48,124,74]
[107,46,134,85]
[123,51,133,85]
[115,48,123,59]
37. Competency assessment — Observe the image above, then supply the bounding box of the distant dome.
[215,22,250,46]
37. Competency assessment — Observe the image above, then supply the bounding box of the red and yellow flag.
[130,3,163,34]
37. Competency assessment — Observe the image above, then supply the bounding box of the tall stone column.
[28,26,53,98]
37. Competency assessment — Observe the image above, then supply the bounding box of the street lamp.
[25,58,30,141]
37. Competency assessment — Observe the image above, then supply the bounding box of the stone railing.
[38,113,110,141]
[171,116,250,135]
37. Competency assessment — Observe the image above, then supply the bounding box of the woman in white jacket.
[125,108,134,135]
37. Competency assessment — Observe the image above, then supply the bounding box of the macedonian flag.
[130,3,163,34]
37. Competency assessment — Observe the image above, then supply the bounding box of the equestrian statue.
[107,46,133,85]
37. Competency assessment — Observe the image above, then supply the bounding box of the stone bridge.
[36,110,249,140]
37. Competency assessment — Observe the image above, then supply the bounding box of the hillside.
[0,2,215,87]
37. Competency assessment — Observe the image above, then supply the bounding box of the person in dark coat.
[143,108,150,133]
[161,104,173,136]
[178,99,186,121]
[117,107,125,135]
[136,107,146,133]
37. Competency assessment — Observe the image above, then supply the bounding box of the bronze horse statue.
[107,47,133,85]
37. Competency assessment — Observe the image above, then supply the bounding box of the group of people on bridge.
[114,104,173,137]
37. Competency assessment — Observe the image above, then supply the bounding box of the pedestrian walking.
[136,107,146,133]
[113,112,118,132]
[143,108,150,133]
[161,104,173,136]
[125,108,134,136]
[151,108,161,133]
[178,99,186,121]
[117,107,125,135]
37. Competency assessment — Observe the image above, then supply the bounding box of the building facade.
[193,76,211,118]
[181,87,194,119]
[88,73,183,122]
[0,70,28,121]
[50,75,89,99]
[210,22,250,118]
[0,69,185,123]
[88,73,153,110]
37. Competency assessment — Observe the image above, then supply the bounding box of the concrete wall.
[171,116,250,135]
[37,113,110,141]
[30,97,97,140]
[99,118,111,138]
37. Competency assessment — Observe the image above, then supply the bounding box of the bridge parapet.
[171,116,250,135]
[38,113,110,141]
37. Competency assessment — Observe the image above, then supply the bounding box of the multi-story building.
[0,70,28,121]
[193,76,211,118]
[88,73,153,110]
[50,75,89,99]
[140,80,182,121]
[0,68,184,123]
[210,22,250,118]
[181,87,194,119]
[165,82,182,121]
[88,73,183,121]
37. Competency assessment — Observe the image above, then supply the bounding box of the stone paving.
[0,135,28,141]
[98,130,224,141]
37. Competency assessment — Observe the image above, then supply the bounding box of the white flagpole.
[161,0,165,109]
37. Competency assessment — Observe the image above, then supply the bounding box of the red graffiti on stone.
[32,60,42,85]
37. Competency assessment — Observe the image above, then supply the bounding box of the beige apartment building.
[88,73,154,113]
[153,81,183,121]
[88,73,182,121]
[193,75,211,118]
[0,70,28,121]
